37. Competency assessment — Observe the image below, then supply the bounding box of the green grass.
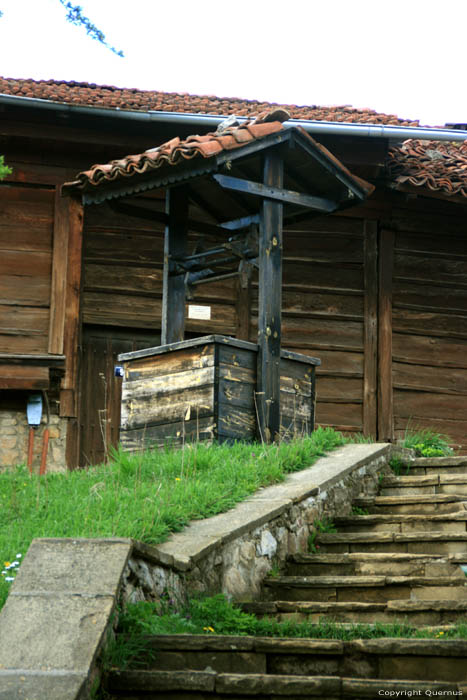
[104,594,467,667]
[0,427,345,609]
[402,428,454,457]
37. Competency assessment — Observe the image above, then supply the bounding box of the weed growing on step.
[351,505,369,516]
[0,427,345,610]
[389,456,411,477]
[107,594,467,668]
[308,517,337,553]
[402,428,454,457]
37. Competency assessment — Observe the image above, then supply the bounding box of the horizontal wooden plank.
[280,391,311,420]
[311,349,363,376]
[316,375,362,401]
[393,280,467,314]
[393,308,467,340]
[283,231,364,264]
[84,263,237,303]
[282,261,363,292]
[393,332,467,369]
[394,389,467,422]
[123,366,215,400]
[218,404,256,440]
[0,304,49,334]
[3,160,78,186]
[0,250,51,278]
[251,317,364,351]
[121,384,214,431]
[218,344,256,371]
[316,401,363,430]
[251,289,363,320]
[124,346,215,381]
[0,334,49,354]
[82,292,236,332]
[0,225,52,252]
[0,364,49,389]
[395,230,467,258]
[283,214,363,236]
[393,361,467,395]
[0,274,50,307]
[83,230,164,265]
[394,252,467,287]
[120,415,216,451]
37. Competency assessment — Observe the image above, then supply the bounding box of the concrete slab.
[0,671,86,700]
[12,538,132,595]
[0,593,114,671]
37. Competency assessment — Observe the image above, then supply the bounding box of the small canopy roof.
[63,110,374,221]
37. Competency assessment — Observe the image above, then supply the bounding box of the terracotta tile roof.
[0,76,420,126]
[66,110,292,190]
[64,110,374,204]
[388,139,467,199]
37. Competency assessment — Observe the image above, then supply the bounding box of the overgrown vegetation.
[0,427,345,609]
[402,428,454,458]
[104,593,467,667]
[389,428,454,475]
[308,517,337,553]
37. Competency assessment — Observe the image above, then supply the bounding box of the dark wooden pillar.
[56,194,84,468]
[378,228,395,442]
[257,152,284,442]
[363,220,378,438]
[161,186,189,345]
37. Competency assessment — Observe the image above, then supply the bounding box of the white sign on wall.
[188,305,211,320]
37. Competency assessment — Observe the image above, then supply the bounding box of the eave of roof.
[387,139,467,201]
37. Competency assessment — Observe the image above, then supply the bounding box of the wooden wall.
[279,215,366,438]
[391,211,467,452]
[0,184,54,355]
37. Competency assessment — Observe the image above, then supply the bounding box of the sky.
[0,0,465,127]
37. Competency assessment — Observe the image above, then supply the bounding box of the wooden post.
[257,151,284,442]
[378,228,395,442]
[161,186,189,345]
[59,195,84,468]
[363,220,378,438]
[236,260,253,341]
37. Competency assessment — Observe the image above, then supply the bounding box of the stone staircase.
[103,455,467,699]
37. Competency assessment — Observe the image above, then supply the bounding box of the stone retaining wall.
[0,410,67,472]
[121,443,392,606]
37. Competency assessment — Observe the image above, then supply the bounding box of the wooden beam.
[48,188,69,354]
[161,186,189,345]
[236,261,253,341]
[257,152,284,443]
[60,196,84,425]
[213,173,336,212]
[363,220,378,438]
[378,228,395,442]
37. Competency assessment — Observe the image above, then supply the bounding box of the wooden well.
[118,335,319,450]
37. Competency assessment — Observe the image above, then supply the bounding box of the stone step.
[287,552,467,578]
[411,455,467,468]
[241,599,467,625]
[262,574,467,603]
[111,634,467,684]
[353,494,467,515]
[409,456,467,476]
[104,669,465,699]
[314,530,467,555]
[334,512,467,534]
[379,474,467,497]
[104,669,343,698]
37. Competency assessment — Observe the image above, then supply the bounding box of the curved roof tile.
[388,139,467,199]
[0,76,420,126]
